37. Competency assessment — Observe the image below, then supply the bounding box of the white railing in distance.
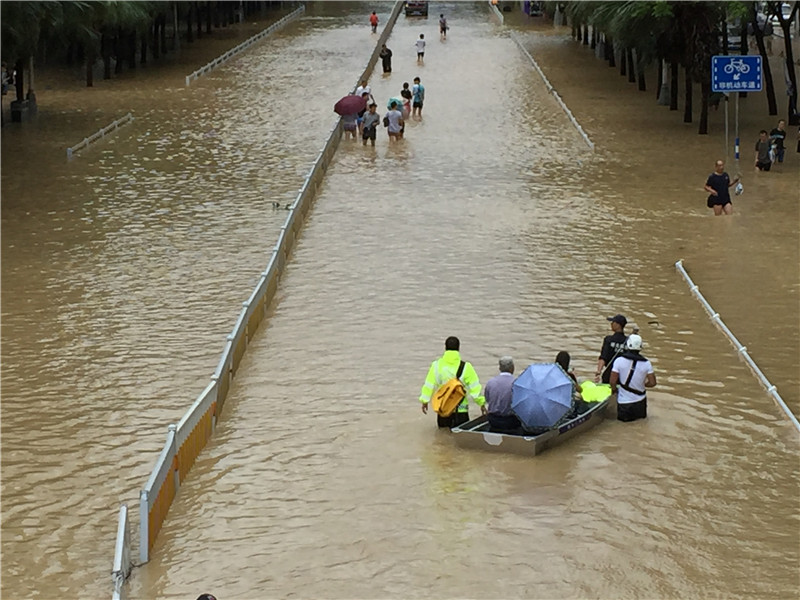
[67,113,134,159]
[488,1,504,24]
[510,32,595,151]
[675,259,800,433]
[185,5,306,86]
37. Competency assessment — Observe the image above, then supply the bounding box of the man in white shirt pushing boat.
[609,334,657,423]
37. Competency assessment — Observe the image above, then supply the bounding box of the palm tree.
[767,0,799,124]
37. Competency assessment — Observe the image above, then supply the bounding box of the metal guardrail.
[185,5,305,86]
[112,3,405,598]
[111,504,132,600]
[675,259,800,433]
[66,113,134,159]
[509,32,595,151]
[488,1,504,24]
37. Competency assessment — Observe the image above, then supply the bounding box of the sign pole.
[724,93,729,162]
[735,92,740,175]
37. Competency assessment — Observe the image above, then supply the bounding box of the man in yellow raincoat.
[419,336,487,428]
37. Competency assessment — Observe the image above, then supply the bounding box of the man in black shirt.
[704,159,740,216]
[769,119,786,163]
[596,314,628,384]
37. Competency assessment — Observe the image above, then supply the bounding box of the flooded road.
[2,3,798,599]
[129,4,799,599]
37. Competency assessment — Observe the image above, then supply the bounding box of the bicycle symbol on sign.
[723,58,751,75]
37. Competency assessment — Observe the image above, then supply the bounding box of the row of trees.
[546,1,799,132]
[1,1,287,105]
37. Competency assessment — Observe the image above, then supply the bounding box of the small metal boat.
[451,399,609,456]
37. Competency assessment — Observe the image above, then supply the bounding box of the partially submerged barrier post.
[111,504,132,600]
[675,259,800,433]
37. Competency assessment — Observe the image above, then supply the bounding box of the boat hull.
[451,400,609,456]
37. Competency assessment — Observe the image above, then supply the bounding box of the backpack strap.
[456,360,465,380]
[619,360,646,395]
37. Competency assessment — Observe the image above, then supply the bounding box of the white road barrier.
[510,32,595,151]
[66,113,134,159]
[675,259,800,433]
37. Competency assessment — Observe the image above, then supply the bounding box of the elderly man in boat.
[483,356,522,433]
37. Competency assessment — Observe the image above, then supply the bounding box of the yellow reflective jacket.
[419,350,485,413]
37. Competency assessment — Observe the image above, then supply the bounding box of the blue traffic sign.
[712,55,762,92]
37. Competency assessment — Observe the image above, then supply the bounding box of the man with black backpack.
[419,336,486,428]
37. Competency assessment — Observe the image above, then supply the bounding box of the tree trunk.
[698,78,710,134]
[627,49,636,83]
[620,47,627,77]
[102,32,112,79]
[590,28,596,50]
[85,51,94,87]
[778,19,799,124]
[606,37,615,67]
[583,24,589,45]
[173,3,180,52]
[196,1,203,38]
[114,31,124,75]
[721,14,729,55]
[152,22,160,60]
[140,32,148,65]
[206,1,212,33]
[187,2,194,43]
[159,15,167,56]
[656,58,663,100]
[127,32,137,69]
[573,22,579,41]
[750,10,778,115]
[683,66,692,123]
[670,60,679,110]
[739,22,748,99]
[15,59,24,101]
[637,56,646,92]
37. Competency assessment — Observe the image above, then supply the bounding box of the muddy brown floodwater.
[2,3,798,600]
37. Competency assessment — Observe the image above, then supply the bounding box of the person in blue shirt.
[411,77,425,120]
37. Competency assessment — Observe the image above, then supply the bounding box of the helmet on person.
[626,334,643,351]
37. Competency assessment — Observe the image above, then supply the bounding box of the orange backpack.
[431,361,466,417]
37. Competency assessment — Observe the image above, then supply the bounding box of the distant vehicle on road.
[405,1,428,17]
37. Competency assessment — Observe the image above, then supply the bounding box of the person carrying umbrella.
[419,336,486,428]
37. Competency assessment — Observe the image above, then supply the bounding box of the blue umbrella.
[386,97,405,109]
[511,363,574,429]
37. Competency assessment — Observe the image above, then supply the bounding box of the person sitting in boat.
[555,351,591,418]
[609,334,656,423]
[484,356,522,434]
[419,336,487,428]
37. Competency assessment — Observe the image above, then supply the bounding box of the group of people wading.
[418,315,657,433]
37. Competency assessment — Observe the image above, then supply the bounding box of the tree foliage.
[551,0,798,131]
